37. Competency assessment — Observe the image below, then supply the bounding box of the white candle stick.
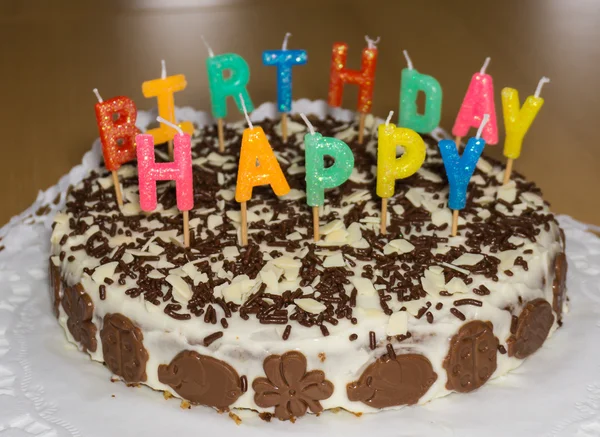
[239,93,253,128]
[161,59,167,79]
[385,110,394,126]
[92,88,103,103]
[534,76,551,98]
[201,35,215,58]
[365,35,380,49]
[299,113,315,135]
[282,32,292,51]
[480,57,491,74]
[402,50,414,70]
[157,116,183,135]
[476,113,490,139]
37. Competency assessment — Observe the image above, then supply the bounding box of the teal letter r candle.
[206,53,254,119]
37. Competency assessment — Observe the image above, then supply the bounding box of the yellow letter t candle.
[142,60,194,157]
[377,111,426,233]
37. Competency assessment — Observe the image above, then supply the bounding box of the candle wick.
[402,50,414,70]
[92,88,103,103]
[282,32,292,51]
[157,116,183,136]
[534,76,550,98]
[365,35,380,49]
[385,110,394,126]
[480,57,491,74]
[201,35,215,58]
[239,93,253,129]
[161,59,167,79]
[300,113,315,135]
[476,113,490,139]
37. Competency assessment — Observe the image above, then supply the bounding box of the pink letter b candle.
[136,133,194,212]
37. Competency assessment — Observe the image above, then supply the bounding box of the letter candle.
[93,88,139,208]
[399,50,443,134]
[262,33,308,142]
[301,113,355,241]
[328,36,379,145]
[142,60,194,159]
[501,76,550,184]
[439,114,490,237]
[235,94,290,246]
[203,36,254,153]
[452,57,498,148]
[377,110,427,234]
[136,117,194,247]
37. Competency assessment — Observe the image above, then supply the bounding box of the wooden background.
[1,0,599,226]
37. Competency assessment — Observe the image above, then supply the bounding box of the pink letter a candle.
[452,57,498,146]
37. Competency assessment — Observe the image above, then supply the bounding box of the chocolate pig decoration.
[158,350,243,409]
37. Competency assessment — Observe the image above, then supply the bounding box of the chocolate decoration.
[552,252,568,321]
[61,282,97,352]
[507,299,554,359]
[252,351,334,420]
[100,313,148,383]
[48,258,61,318]
[347,353,437,408]
[158,350,242,409]
[443,321,498,393]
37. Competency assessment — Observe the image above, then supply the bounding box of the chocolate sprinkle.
[203,331,223,347]
[450,308,466,321]
[369,331,376,350]
[454,298,483,307]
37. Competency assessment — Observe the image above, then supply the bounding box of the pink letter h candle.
[136,133,194,211]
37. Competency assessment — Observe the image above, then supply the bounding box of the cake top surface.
[51,114,561,343]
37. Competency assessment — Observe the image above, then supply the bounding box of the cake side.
[49,114,567,420]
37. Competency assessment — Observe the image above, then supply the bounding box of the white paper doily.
[1,101,600,436]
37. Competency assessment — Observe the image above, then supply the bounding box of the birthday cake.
[49,107,567,421]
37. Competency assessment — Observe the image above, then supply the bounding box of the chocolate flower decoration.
[61,282,97,352]
[253,351,334,420]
